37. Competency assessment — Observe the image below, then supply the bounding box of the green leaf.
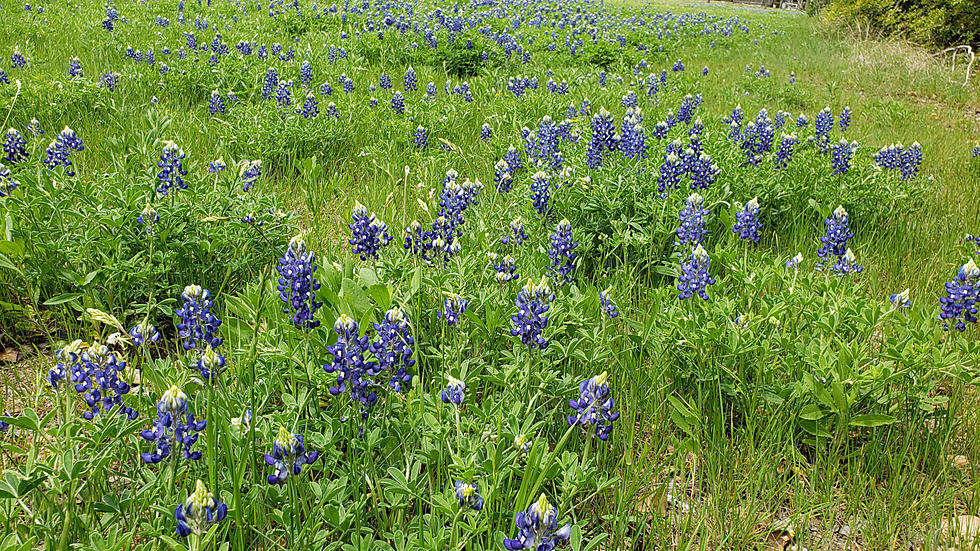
[42,293,84,306]
[848,414,897,428]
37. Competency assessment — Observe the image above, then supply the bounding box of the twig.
[932,45,974,86]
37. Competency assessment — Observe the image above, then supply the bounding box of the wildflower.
[300,60,313,87]
[441,376,466,406]
[774,133,798,170]
[938,259,979,332]
[796,114,808,128]
[240,160,262,191]
[404,66,417,91]
[454,481,485,511]
[567,371,619,440]
[392,91,405,114]
[493,159,513,192]
[300,92,318,118]
[599,287,619,319]
[414,125,428,149]
[676,193,708,248]
[890,288,910,308]
[141,385,205,463]
[657,152,684,197]
[324,101,339,118]
[831,139,857,175]
[0,164,17,197]
[369,307,415,392]
[349,203,392,260]
[786,252,803,268]
[834,248,863,275]
[47,341,137,420]
[262,67,279,100]
[503,494,572,551]
[480,123,493,141]
[511,277,554,350]
[586,107,617,169]
[265,426,319,485]
[208,90,225,115]
[129,321,160,345]
[514,433,531,453]
[493,254,520,284]
[501,217,529,246]
[230,410,252,437]
[156,141,187,194]
[323,315,383,419]
[732,197,763,243]
[678,244,716,300]
[175,480,227,537]
[43,127,84,177]
[11,48,27,68]
[530,171,551,215]
[817,205,855,272]
[548,219,577,284]
[276,235,323,329]
[439,293,468,327]
[275,80,292,107]
[208,158,226,173]
[176,285,223,353]
[814,107,833,152]
[3,129,28,164]
[839,106,851,131]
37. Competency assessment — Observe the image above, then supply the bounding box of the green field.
[1,0,979,549]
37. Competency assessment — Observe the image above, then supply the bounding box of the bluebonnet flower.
[43,127,85,177]
[262,67,279,100]
[493,159,513,192]
[480,123,492,141]
[773,111,791,130]
[454,481,485,511]
[208,90,225,115]
[156,141,187,194]
[511,277,554,350]
[0,417,8,433]
[786,252,803,269]
[300,60,313,87]
[676,193,708,248]
[732,197,763,243]
[600,286,619,319]
[874,142,922,180]
[320,81,333,96]
[439,293,468,327]
[493,254,519,284]
[0,69,7,85]
[379,73,392,90]
[11,48,27,68]
[797,114,808,127]
[789,72,796,84]
[672,59,685,72]
[678,244,716,300]
[676,94,702,125]
[973,146,980,158]
[426,82,437,98]
[657,151,684,198]
[0,164,17,197]
[504,144,523,172]
[99,71,119,92]
[404,66,417,91]
[817,205,858,273]
[324,102,339,119]
[175,480,227,537]
[68,57,83,78]
[722,105,743,141]
[831,139,858,175]
[176,284,223,354]
[586,107,617,169]
[349,202,392,260]
[209,158,226,173]
[414,125,428,149]
[739,110,775,165]
[833,248,863,275]
[241,160,262,191]
[277,235,322,330]
[300,92,318,118]
[567,371,619,440]
[839,106,851,131]
[275,80,292,107]
[702,66,709,76]
[619,109,647,160]
[141,385,205,463]
[324,315,383,419]
[938,259,979,331]
[441,376,466,406]
[814,107,833,153]
[47,341,137,420]
[369,307,415,392]
[890,288,911,308]
[0,132,15,168]
[265,426,319,484]
[548,219,578,284]
[392,91,405,114]
[501,217,528,247]
[339,73,354,94]
[129,321,160,345]
[530,171,551,215]
[503,494,572,551]
[687,149,719,190]
[774,133,799,170]
[966,234,980,254]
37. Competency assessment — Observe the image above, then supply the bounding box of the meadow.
[0,0,979,549]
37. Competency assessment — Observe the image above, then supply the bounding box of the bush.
[825,0,980,48]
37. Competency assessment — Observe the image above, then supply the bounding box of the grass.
[0,0,979,550]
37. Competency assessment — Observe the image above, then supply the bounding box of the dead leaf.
[951,455,970,470]
[0,348,18,362]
